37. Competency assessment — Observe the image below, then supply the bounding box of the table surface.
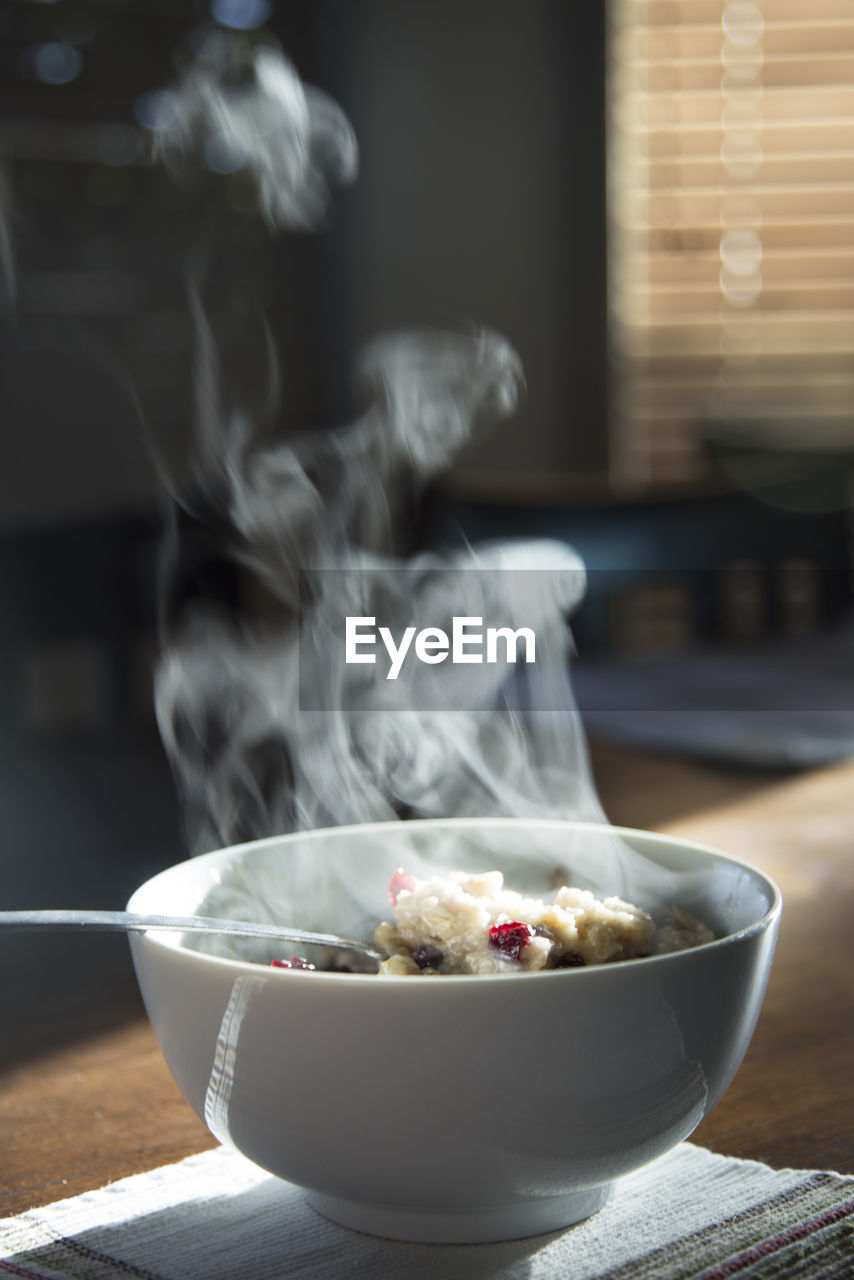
[2,742,853,1218]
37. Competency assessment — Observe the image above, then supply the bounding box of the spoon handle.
[0,909,382,961]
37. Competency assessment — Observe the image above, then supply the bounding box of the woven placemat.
[2,1141,853,1279]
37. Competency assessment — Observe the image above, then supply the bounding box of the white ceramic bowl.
[127,818,780,1243]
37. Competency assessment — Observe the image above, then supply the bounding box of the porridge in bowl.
[372,868,714,975]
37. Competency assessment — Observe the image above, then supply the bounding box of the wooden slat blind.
[608,0,854,485]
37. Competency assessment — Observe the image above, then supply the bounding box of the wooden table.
[2,744,853,1217]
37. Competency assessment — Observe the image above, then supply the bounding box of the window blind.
[608,0,854,487]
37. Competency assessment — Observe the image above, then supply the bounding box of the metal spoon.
[0,910,383,963]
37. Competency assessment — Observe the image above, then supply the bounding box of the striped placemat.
[1,1141,852,1279]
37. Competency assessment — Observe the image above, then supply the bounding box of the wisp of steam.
[151,31,358,230]
[150,32,697,935]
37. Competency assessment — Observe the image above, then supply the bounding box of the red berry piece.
[488,921,534,961]
[388,868,415,905]
[270,956,315,970]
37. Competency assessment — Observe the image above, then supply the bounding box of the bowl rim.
[127,816,782,985]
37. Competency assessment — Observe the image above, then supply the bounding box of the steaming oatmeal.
[372,868,714,975]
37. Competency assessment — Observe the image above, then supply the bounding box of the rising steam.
[152,33,606,856]
[151,31,358,230]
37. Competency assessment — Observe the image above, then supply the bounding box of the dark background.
[0,0,609,1033]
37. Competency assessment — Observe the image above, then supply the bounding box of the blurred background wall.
[0,0,609,529]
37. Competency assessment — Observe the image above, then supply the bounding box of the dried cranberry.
[412,943,443,970]
[554,950,586,968]
[270,956,316,970]
[488,921,534,961]
[388,868,415,905]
